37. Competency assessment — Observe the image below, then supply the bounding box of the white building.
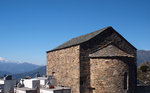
[21,78,40,89]
[15,76,71,93]
[35,76,56,87]
[40,86,71,93]
[32,77,48,88]
[0,75,16,93]
[14,87,37,93]
[0,84,4,93]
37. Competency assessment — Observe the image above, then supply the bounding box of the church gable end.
[80,27,136,57]
[89,44,134,58]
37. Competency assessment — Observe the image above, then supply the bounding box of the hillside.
[0,71,11,76]
[137,50,150,65]
[137,62,150,86]
[0,61,40,74]
[12,66,46,80]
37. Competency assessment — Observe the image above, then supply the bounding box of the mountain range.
[0,71,11,76]
[137,50,150,65]
[12,66,46,80]
[0,50,150,80]
[0,57,40,74]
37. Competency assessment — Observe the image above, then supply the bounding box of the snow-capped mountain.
[0,57,41,74]
[0,57,8,62]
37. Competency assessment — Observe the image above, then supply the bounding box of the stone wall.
[90,58,129,93]
[79,47,91,93]
[47,45,80,93]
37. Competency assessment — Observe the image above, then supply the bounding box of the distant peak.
[0,57,8,62]
[0,57,42,66]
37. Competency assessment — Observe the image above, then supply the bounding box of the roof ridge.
[47,26,112,53]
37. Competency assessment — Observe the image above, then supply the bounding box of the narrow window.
[124,72,128,89]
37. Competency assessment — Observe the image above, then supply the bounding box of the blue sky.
[0,0,150,65]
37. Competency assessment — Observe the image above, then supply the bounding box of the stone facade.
[90,58,133,93]
[47,27,137,93]
[47,45,80,93]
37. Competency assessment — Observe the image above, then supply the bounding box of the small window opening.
[124,72,128,90]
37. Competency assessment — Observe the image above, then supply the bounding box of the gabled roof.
[47,26,136,53]
[47,26,112,53]
[89,44,134,58]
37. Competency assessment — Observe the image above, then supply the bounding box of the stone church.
[47,26,137,93]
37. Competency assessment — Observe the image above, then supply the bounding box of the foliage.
[137,62,150,86]
[140,65,149,72]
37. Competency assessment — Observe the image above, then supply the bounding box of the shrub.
[140,65,149,72]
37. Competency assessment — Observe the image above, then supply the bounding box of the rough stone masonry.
[47,26,137,93]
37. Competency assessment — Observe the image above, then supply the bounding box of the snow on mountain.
[0,57,8,62]
[0,57,41,74]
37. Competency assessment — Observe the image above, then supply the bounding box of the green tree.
[140,65,149,72]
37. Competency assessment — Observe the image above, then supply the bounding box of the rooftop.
[47,26,112,52]
[47,26,136,53]
[41,86,71,91]
[14,87,36,91]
